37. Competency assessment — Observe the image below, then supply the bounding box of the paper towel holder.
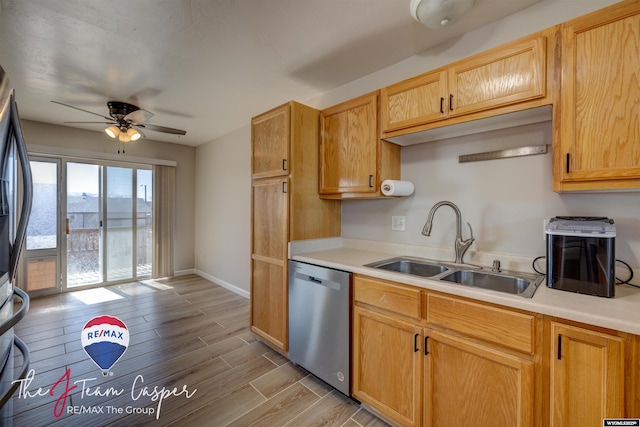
[381,179,415,197]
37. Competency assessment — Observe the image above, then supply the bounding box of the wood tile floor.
[11,274,391,427]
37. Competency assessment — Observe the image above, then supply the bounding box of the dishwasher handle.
[293,271,342,291]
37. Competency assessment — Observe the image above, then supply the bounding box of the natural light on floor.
[115,282,158,296]
[70,287,124,305]
[139,279,174,291]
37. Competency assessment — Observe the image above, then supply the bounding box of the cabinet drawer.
[427,294,534,354]
[354,275,421,320]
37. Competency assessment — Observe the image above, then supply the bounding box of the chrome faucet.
[422,201,475,264]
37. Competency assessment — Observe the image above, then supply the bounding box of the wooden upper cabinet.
[555,1,640,191]
[381,71,448,132]
[381,32,550,136]
[550,322,625,426]
[251,104,290,179]
[320,92,400,198]
[448,35,546,116]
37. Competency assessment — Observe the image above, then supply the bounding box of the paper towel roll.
[381,180,414,196]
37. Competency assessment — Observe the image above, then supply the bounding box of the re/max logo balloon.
[81,315,130,376]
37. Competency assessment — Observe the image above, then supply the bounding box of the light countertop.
[290,238,640,335]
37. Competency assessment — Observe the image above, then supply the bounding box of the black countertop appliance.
[545,216,616,298]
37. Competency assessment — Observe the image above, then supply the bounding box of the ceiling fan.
[51,100,187,143]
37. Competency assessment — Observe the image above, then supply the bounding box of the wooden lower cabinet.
[352,305,423,427]
[250,257,286,349]
[353,274,640,426]
[550,322,625,426]
[250,176,288,351]
[424,330,534,427]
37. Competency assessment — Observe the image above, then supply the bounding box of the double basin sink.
[364,256,543,298]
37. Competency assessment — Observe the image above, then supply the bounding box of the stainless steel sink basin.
[365,257,542,298]
[365,257,449,278]
[439,269,542,298]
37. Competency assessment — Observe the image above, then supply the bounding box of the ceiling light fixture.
[127,128,141,141]
[105,126,141,143]
[105,125,119,139]
[410,0,477,29]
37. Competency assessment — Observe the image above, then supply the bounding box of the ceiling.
[0,0,543,147]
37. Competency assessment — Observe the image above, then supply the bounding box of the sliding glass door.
[64,161,152,290]
[66,162,102,287]
[105,166,133,282]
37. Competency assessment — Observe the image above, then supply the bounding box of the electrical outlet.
[392,216,406,231]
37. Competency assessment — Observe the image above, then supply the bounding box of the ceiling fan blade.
[125,108,154,124]
[51,100,113,121]
[139,123,187,135]
[64,121,115,124]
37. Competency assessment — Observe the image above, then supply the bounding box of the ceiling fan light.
[118,131,131,143]
[105,125,119,139]
[128,128,141,141]
[410,0,477,29]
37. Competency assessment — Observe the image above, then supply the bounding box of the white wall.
[21,120,197,274]
[194,126,251,295]
[340,122,640,272]
[195,0,639,293]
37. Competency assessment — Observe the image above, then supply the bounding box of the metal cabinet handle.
[440,97,444,114]
[557,334,562,360]
[414,333,420,352]
[282,158,287,171]
[282,182,287,193]
[424,336,429,356]
[368,174,374,188]
[449,94,454,111]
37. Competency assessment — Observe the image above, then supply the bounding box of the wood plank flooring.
[11,274,391,426]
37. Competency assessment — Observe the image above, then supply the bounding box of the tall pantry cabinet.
[250,101,341,353]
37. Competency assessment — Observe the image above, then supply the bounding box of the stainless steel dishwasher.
[288,260,351,396]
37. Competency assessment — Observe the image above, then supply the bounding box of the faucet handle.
[465,221,475,243]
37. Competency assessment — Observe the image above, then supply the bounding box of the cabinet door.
[252,104,290,179]
[550,322,624,427]
[320,93,378,195]
[381,70,448,132]
[448,35,546,117]
[353,305,422,427]
[250,177,289,351]
[424,330,534,427]
[557,2,640,190]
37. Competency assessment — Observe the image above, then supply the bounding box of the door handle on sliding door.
[65,218,70,235]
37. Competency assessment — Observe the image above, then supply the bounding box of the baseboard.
[174,268,196,276]
[195,270,250,299]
